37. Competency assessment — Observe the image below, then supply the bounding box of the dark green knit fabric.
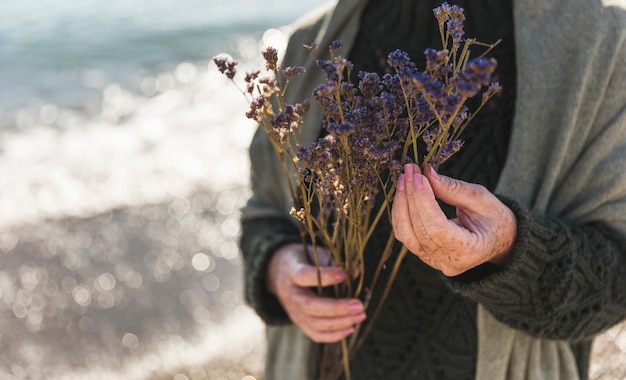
[240,217,300,325]
[239,1,626,379]
[345,2,513,378]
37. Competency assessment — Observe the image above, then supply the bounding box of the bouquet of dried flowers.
[214,3,501,379]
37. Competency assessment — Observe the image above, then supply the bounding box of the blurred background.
[0,0,327,379]
[0,0,624,379]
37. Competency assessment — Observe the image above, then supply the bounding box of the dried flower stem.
[213,3,502,379]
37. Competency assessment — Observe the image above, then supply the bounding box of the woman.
[240,0,626,378]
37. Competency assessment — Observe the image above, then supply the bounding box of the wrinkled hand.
[267,243,366,343]
[392,164,517,277]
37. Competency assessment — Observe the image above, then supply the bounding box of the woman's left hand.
[391,163,517,277]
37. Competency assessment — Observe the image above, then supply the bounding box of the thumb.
[424,165,487,211]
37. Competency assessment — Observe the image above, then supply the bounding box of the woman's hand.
[267,243,366,343]
[392,164,517,277]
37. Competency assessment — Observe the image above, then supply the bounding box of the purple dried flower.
[258,76,279,95]
[262,47,279,71]
[246,94,266,119]
[219,9,503,328]
[433,2,451,22]
[455,80,480,98]
[282,66,305,81]
[329,40,342,54]
[382,74,403,100]
[324,121,355,137]
[388,160,403,180]
[423,48,452,80]
[442,94,462,114]
[411,72,444,100]
[434,139,464,167]
[313,82,337,99]
[316,59,340,82]
[296,145,313,163]
[413,98,435,125]
[468,57,496,73]
[455,57,497,97]
[298,167,312,182]
[340,82,358,103]
[213,56,237,79]
[387,50,415,70]
[424,48,448,71]
[467,57,497,81]
[313,83,341,119]
[293,99,310,118]
[444,139,464,156]
[244,70,261,93]
[345,105,374,131]
[379,91,403,119]
[334,56,354,75]
[422,125,442,150]
[358,72,383,99]
[269,103,305,143]
[482,81,502,102]
[433,2,466,49]
[245,70,260,83]
[396,67,416,83]
[452,105,469,128]
[447,19,465,48]
[304,43,317,55]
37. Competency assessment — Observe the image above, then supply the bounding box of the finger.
[404,167,449,234]
[306,246,335,267]
[290,263,346,288]
[306,246,360,280]
[424,165,488,211]
[301,325,357,343]
[305,312,367,333]
[391,173,419,246]
[292,287,365,318]
[295,309,366,343]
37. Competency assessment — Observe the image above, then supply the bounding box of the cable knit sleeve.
[447,197,626,341]
[239,217,301,325]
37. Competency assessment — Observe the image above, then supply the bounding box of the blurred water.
[0,1,328,379]
[0,0,327,117]
[0,0,328,227]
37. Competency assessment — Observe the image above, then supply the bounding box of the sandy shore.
[0,185,267,380]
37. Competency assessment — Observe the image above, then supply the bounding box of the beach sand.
[0,186,267,380]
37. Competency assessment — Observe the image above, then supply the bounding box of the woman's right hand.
[267,243,367,343]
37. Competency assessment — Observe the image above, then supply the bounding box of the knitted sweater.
[240,0,626,378]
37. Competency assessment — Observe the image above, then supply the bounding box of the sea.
[0,0,328,227]
[0,1,328,379]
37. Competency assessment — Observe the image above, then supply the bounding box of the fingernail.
[353,313,367,323]
[349,302,364,314]
[405,164,413,176]
[335,271,346,281]
[428,165,440,181]
[413,174,423,190]
[397,174,405,190]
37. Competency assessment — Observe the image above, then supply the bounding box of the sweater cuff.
[240,218,302,325]
[446,196,553,309]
